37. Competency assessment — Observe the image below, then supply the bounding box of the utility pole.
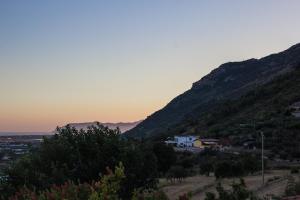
[261,131,265,186]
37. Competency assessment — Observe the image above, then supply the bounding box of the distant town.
[0,135,48,175]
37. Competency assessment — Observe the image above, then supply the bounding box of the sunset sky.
[1,0,300,132]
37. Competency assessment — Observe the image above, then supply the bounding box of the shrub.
[290,167,299,174]
[204,179,261,200]
[166,166,187,183]
[8,163,125,200]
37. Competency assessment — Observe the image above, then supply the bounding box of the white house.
[165,136,198,147]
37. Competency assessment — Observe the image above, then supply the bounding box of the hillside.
[169,64,300,157]
[126,43,300,139]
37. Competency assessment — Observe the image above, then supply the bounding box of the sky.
[1,0,300,132]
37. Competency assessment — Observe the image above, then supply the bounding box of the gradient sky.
[1,0,300,132]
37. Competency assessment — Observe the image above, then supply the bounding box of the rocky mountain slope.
[126,43,300,138]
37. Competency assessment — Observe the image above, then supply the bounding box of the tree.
[166,166,187,182]
[2,125,158,199]
[199,162,214,176]
[0,150,5,160]
[8,163,125,200]
[153,142,176,175]
[205,179,261,200]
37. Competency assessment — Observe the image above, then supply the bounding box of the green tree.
[166,166,187,182]
[3,125,158,199]
[153,142,176,175]
[205,179,260,200]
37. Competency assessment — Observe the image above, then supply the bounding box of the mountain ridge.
[126,43,300,138]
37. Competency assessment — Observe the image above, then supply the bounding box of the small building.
[165,136,198,148]
[290,101,300,118]
[165,136,221,149]
[194,139,219,149]
[174,136,198,147]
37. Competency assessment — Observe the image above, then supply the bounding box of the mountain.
[61,121,142,133]
[126,43,300,139]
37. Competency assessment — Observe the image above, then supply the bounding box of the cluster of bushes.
[198,150,262,178]
[204,179,262,200]
[9,163,125,200]
[166,165,187,183]
[0,125,177,199]
[163,151,198,183]
[7,163,174,200]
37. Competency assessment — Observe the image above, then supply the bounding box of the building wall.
[194,140,204,148]
[174,136,196,147]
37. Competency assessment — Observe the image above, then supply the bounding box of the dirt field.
[160,170,291,200]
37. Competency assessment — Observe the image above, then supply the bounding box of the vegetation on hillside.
[166,66,300,159]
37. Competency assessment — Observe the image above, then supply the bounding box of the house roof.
[197,139,219,142]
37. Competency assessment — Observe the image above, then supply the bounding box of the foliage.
[1,125,158,199]
[199,161,214,177]
[290,167,299,174]
[153,142,177,175]
[175,152,195,170]
[166,166,187,183]
[6,163,185,200]
[197,152,261,179]
[204,179,261,200]
[8,163,125,200]
[164,66,300,160]
[0,150,5,160]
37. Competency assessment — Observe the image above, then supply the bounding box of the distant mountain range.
[125,43,300,139]
[61,121,142,133]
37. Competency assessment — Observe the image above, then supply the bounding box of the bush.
[153,142,176,175]
[199,162,214,176]
[166,166,187,182]
[210,153,262,179]
[214,160,244,178]
[8,163,125,200]
[290,167,299,174]
[204,179,261,200]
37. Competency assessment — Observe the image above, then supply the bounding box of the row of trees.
[204,179,262,200]
[7,163,172,200]
[198,149,262,178]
